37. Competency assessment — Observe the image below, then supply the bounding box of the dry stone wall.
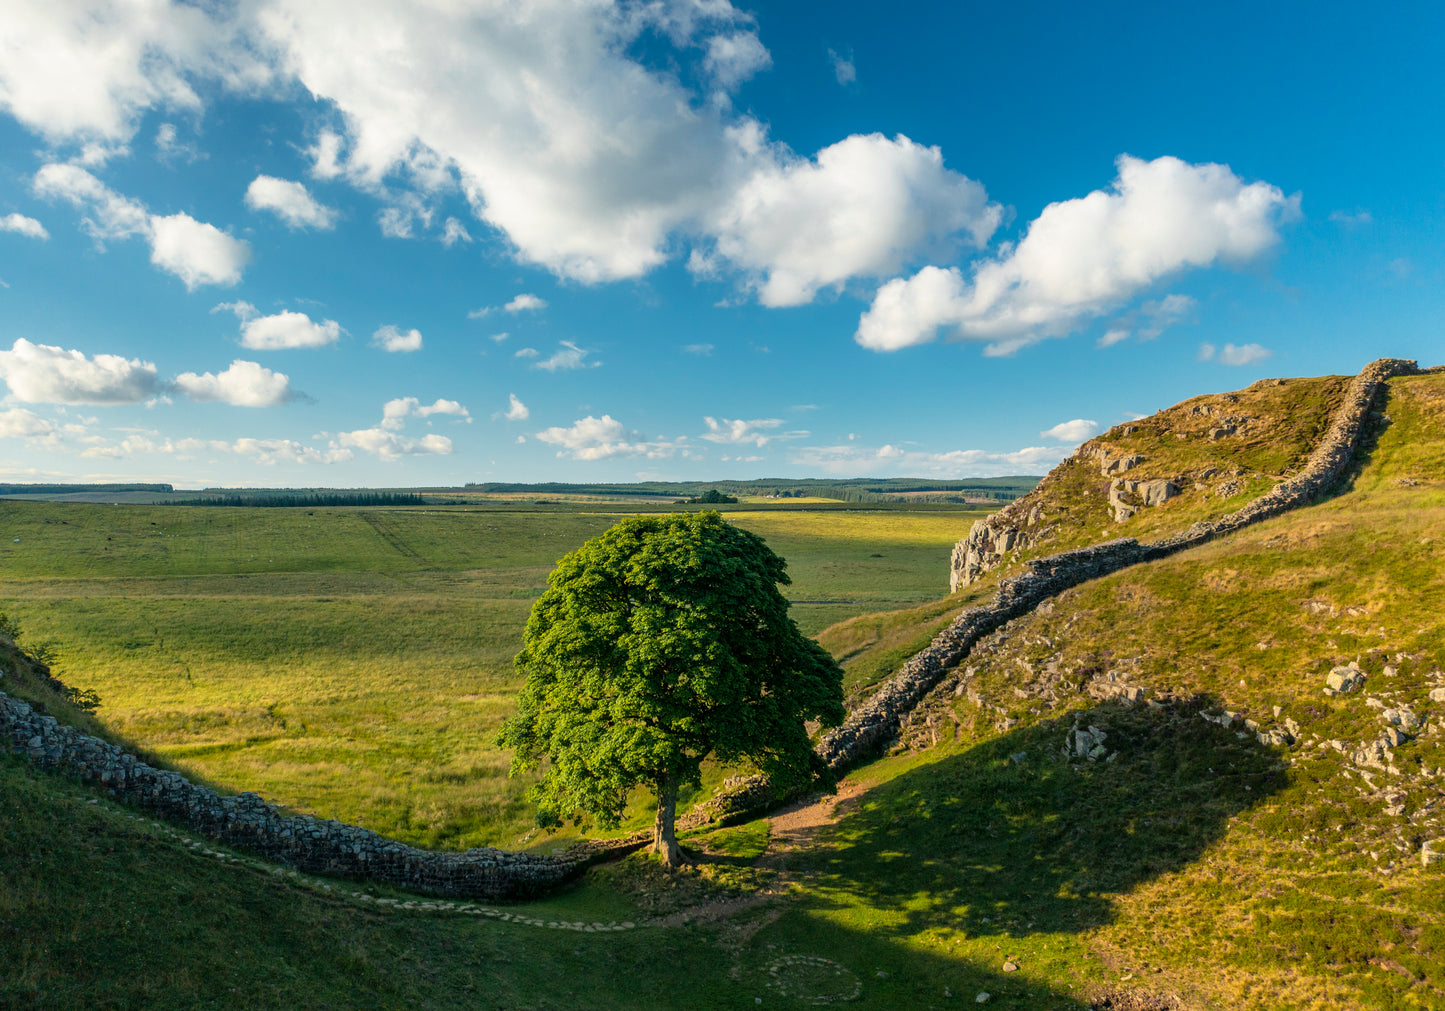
[1,358,1428,891]
[0,691,646,900]
[950,358,1422,592]
[807,358,1422,778]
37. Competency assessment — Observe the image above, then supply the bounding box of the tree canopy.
[497,511,845,866]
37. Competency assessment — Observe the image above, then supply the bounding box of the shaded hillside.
[950,373,1352,591]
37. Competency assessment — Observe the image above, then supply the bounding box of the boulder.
[1101,454,1145,477]
[1140,479,1179,506]
[1382,707,1422,732]
[1325,666,1365,693]
[1108,477,1179,521]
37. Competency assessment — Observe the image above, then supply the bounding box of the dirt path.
[760,776,868,871]
[646,777,872,929]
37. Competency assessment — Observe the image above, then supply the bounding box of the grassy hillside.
[0,503,984,851]
[953,374,1353,587]
[839,370,1445,1006]
[7,369,1445,1009]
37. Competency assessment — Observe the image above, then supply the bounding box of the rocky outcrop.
[1137,357,1421,560]
[949,443,1160,591]
[1108,477,1179,523]
[954,358,1421,592]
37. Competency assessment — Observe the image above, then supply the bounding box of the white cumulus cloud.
[0,407,59,442]
[535,415,683,460]
[235,310,343,350]
[336,426,452,461]
[33,162,152,240]
[380,396,470,430]
[148,211,250,288]
[700,416,787,447]
[231,437,350,465]
[703,31,771,90]
[502,394,529,421]
[244,175,337,230]
[535,340,596,372]
[0,338,161,404]
[2,2,1012,309]
[173,360,295,407]
[34,163,248,288]
[468,293,548,318]
[704,132,1001,307]
[441,216,471,246]
[1040,419,1100,442]
[338,396,468,461]
[0,213,48,239]
[857,155,1297,354]
[371,325,423,353]
[0,0,269,144]
[505,293,547,313]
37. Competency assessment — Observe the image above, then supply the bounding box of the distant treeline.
[0,483,174,495]
[466,476,1038,503]
[173,491,427,508]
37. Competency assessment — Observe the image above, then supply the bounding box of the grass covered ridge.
[959,373,1354,584]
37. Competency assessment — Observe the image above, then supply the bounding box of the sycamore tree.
[497,511,845,867]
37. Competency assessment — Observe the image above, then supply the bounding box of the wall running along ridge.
[0,358,1425,894]
[701,357,1425,820]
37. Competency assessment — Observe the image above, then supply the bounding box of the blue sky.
[0,1,1441,488]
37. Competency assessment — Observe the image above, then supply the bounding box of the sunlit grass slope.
[8,373,1445,1010]
[963,373,1353,582]
[0,503,985,849]
[814,371,1445,1007]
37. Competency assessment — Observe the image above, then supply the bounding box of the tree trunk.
[652,772,684,868]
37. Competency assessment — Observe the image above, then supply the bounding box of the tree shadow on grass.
[791,695,1287,942]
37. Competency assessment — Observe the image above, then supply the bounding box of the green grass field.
[8,372,1445,1009]
[0,502,986,849]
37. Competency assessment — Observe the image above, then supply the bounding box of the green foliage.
[499,511,846,835]
[23,640,58,669]
[0,609,102,717]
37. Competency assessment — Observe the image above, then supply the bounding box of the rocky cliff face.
[948,441,1178,591]
[948,371,1365,593]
